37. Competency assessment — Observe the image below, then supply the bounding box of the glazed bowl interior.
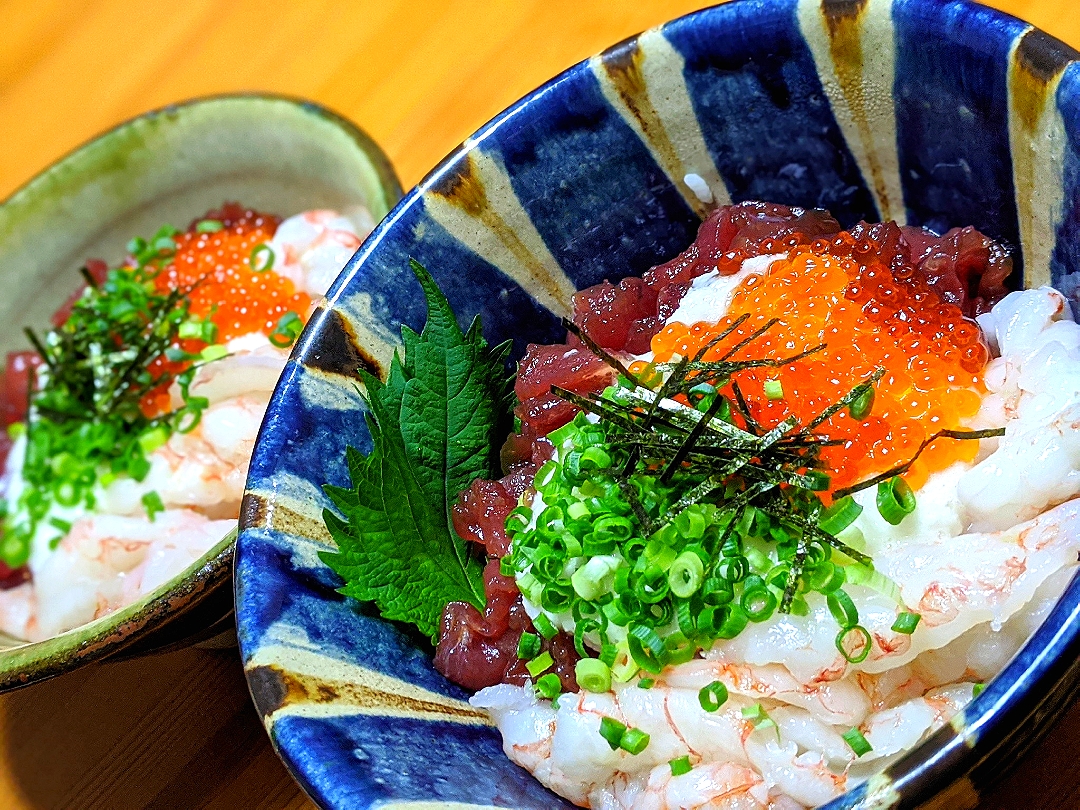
[0,94,401,688]
[236,1,1080,808]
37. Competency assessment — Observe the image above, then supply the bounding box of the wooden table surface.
[1,0,1079,808]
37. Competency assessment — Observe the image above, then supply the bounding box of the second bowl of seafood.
[0,93,401,689]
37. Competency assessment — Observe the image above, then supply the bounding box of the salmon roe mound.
[154,204,310,342]
[643,230,991,495]
[141,204,311,416]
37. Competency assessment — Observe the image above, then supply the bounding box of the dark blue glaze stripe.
[235,527,474,701]
[274,715,576,810]
[892,0,1025,251]
[337,197,564,363]
[483,74,700,287]
[661,0,879,227]
[1052,63,1080,307]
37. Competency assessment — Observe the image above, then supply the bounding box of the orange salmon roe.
[155,209,310,342]
[644,234,990,494]
[140,207,311,416]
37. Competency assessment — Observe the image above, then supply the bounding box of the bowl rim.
[234,1,1080,807]
[0,91,402,691]
[0,91,402,214]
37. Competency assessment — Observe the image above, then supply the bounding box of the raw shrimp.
[267,208,373,298]
[96,337,288,520]
[26,510,234,641]
[961,287,1080,530]
[473,673,974,809]
[708,498,1080,689]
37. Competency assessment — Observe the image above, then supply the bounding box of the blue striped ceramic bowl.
[236,1,1080,807]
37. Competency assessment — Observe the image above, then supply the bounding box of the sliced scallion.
[836,624,872,664]
[599,716,626,750]
[891,611,921,634]
[532,611,558,639]
[575,658,612,693]
[619,727,651,755]
[516,632,541,659]
[669,755,692,776]
[876,476,916,525]
[842,727,872,757]
[698,681,728,712]
[526,652,554,678]
[534,672,561,700]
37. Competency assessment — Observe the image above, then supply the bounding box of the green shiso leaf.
[319,260,513,641]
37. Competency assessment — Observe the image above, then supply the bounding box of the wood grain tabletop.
[1,1,1078,808]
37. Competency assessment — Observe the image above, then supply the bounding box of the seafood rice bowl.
[0,203,375,641]
[234,1,1080,806]
[313,201,1080,809]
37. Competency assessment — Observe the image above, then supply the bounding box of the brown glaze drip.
[600,38,710,219]
[429,153,574,314]
[247,664,491,723]
[1010,28,1077,283]
[1013,28,1076,134]
[239,491,332,543]
[821,0,894,220]
[302,306,382,380]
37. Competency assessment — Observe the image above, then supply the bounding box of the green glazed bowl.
[0,93,402,690]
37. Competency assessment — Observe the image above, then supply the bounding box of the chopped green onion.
[698,681,728,712]
[627,624,666,674]
[533,612,558,639]
[818,496,863,536]
[741,586,778,622]
[842,727,873,757]
[580,446,612,470]
[572,556,620,600]
[250,243,275,272]
[637,678,655,689]
[141,491,164,521]
[741,703,778,737]
[138,426,169,454]
[668,550,705,598]
[669,755,692,776]
[535,672,562,700]
[845,563,902,603]
[526,652,554,678]
[576,658,612,693]
[195,219,224,233]
[599,716,626,750]
[715,604,750,639]
[850,386,874,420]
[619,727,651,755]
[611,652,640,683]
[48,517,72,534]
[764,379,784,400]
[199,344,228,362]
[673,508,706,539]
[804,561,845,594]
[973,683,986,698]
[827,589,859,629]
[891,611,921,634]
[687,382,717,412]
[517,632,541,659]
[876,476,916,525]
[836,624,872,664]
[268,311,303,348]
[178,319,217,342]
